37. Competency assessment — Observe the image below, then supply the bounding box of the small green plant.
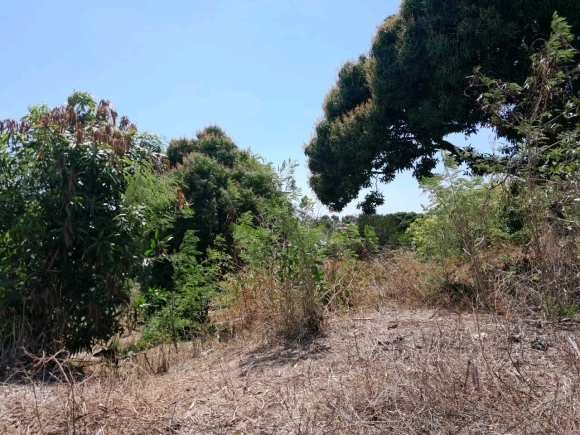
[135,231,225,349]
[559,304,579,317]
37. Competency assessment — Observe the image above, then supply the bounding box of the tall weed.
[233,205,325,336]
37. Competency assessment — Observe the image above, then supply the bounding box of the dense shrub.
[357,212,421,248]
[132,128,285,346]
[0,92,160,356]
[173,126,283,254]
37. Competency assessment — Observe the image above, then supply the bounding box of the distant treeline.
[317,212,422,249]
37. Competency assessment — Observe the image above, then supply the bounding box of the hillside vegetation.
[1,10,580,435]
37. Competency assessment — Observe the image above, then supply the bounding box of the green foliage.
[341,215,358,225]
[0,92,160,354]
[406,155,518,302]
[470,14,580,312]
[472,12,580,179]
[135,231,225,348]
[305,2,580,212]
[324,224,378,260]
[232,167,326,334]
[323,55,372,121]
[133,127,284,346]
[166,136,196,167]
[173,126,283,254]
[357,212,421,249]
[124,169,183,234]
[401,16,580,311]
[408,155,517,258]
[316,215,335,234]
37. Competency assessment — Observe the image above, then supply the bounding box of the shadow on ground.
[238,333,330,375]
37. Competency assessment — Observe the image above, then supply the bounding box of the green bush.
[0,92,160,355]
[131,127,285,347]
[357,212,421,249]
[173,127,283,255]
[135,231,226,349]
[406,156,515,302]
[324,224,378,260]
[232,164,326,335]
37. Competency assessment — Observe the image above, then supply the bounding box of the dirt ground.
[2,307,580,434]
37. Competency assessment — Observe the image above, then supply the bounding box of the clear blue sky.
[0,0,493,216]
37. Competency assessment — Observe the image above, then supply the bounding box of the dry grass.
[2,249,580,434]
[335,251,446,308]
[2,304,579,434]
[230,250,445,336]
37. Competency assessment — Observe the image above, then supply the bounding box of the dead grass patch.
[2,307,579,434]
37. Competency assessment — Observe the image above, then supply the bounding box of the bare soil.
[2,307,580,434]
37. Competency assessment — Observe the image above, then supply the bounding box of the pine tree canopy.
[304,0,580,212]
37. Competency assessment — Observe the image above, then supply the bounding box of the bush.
[357,212,421,249]
[0,92,160,357]
[324,223,378,260]
[173,126,283,255]
[407,156,515,304]
[233,206,325,335]
[232,163,326,335]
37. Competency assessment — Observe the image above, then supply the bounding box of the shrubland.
[1,12,579,365]
[1,10,580,435]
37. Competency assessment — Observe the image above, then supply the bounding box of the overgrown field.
[2,11,580,435]
[2,302,579,434]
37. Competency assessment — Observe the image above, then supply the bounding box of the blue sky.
[0,0,493,216]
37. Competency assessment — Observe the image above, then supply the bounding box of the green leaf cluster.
[407,157,514,264]
[472,13,580,179]
[0,92,160,354]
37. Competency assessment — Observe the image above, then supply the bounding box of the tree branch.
[434,139,464,160]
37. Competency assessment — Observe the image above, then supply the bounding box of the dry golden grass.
[1,306,579,434]
[228,251,444,337]
[2,251,580,434]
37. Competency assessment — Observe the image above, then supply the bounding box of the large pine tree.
[304,0,580,212]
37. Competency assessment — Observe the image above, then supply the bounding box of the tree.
[472,14,580,310]
[304,0,580,212]
[407,14,580,308]
[0,92,160,355]
[132,127,287,345]
[358,212,421,248]
[473,13,580,180]
[172,126,284,254]
[166,136,196,167]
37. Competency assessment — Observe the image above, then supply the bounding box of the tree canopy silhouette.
[304,0,580,212]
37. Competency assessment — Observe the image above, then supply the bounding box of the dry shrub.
[365,251,446,307]
[227,250,448,340]
[476,180,580,317]
[228,271,282,331]
[525,204,580,315]
[220,272,315,340]
[0,335,223,434]
[0,319,55,378]
[322,251,447,310]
